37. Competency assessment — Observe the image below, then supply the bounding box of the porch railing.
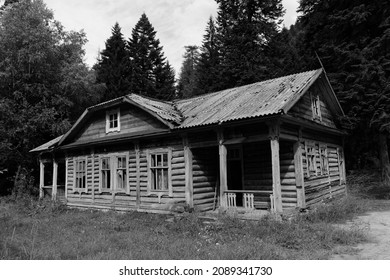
[224,190,274,211]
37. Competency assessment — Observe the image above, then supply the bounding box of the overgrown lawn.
[0,194,369,260]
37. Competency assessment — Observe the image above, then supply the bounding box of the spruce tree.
[128,13,175,100]
[195,16,222,95]
[95,22,131,101]
[215,0,284,89]
[178,45,200,98]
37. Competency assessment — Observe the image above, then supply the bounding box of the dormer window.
[311,93,321,121]
[106,109,120,133]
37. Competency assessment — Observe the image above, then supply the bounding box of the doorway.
[227,146,244,206]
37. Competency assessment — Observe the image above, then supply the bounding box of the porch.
[188,122,301,215]
[38,155,66,202]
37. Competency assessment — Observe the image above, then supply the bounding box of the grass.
[1,170,387,260]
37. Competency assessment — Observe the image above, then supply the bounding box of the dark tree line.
[1,0,390,195]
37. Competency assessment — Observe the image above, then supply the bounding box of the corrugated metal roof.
[175,69,322,128]
[29,135,63,153]
[31,69,324,152]
[126,94,183,124]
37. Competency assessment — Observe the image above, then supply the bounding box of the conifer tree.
[298,0,390,181]
[178,45,200,98]
[128,13,175,100]
[95,22,131,101]
[195,17,222,95]
[215,0,284,89]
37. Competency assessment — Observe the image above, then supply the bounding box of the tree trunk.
[379,133,390,186]
[12,164,21,199]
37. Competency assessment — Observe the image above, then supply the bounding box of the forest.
[0,0,389,196]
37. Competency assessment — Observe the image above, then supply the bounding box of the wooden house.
[30,69,347,215]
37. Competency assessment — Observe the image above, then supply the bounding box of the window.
[99,154,128,192]
[101,157,111,189]
[106,109,120,133]
[311,93,321,121]
[75,158,86,189]
[305,142,317,178]
[116,156,127,190]
[148,150,172,195]
[319,145,329,175]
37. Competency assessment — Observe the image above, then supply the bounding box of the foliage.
[177,46,200,98]
[214,0,285,88]
[94,22,131,101]
[0,0,97,194]
[127,13,176,100]
[195,16,222,95]
[296,0,390,173]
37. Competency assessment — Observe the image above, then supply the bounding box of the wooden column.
[268,122,283,213]
[65,156,68,200]
[293,141,306,208]
[52,157,58,201]
[183,136,194,209]
[135,142,141,208]
[218,129,228,208]
[39,158,44,199]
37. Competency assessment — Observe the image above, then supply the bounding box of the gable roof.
[31,69,345,152]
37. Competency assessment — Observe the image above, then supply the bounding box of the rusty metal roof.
[126,94,182,125]
[175,69,323,129]
[31,69,326,152]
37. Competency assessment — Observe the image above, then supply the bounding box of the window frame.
[311,92,322,121]
[74,156,87,191]
[147,149,172,197]
[105,108,121,133]
[305,141,318,178]
[99,153,129,193]
[319,144,329,176]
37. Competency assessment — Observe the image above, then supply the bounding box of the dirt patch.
[332,208,390,259]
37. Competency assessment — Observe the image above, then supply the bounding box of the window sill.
[147,191,173,203]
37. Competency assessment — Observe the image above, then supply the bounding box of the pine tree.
[215,0,284,88]
[128,13,175,100]
[178,45,200,98]
[195,16,222,95]
[95,22,131,101]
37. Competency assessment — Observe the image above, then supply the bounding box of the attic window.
[106,109,120,133]
[311,93,322,121]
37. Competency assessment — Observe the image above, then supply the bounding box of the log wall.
[192,147,219,211]
[301,137,346,206]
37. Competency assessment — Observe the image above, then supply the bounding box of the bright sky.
[5,0,300,76]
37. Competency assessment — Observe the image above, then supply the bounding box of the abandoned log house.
[30,69,347,216]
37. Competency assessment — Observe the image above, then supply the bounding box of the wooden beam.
[65,156,68,200]
[217,129,228,208]
[39,158,44,199]
[293,141,306,208]
[183,136,194,209]
[52,158,58,201]
[268,122,283,213]
[135,142,141,208]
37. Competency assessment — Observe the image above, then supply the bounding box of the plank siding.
[289,82,337,129]
[74,104,167,144]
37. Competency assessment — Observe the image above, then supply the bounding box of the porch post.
[39,157,44,199]
[183,135,194,209]
[52,157,58,201]
[293,141,306,208]
[135,142,141,208]
[268,122,283,213]
[218,129,227,208]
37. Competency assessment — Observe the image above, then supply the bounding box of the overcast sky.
[17,0,300,76]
